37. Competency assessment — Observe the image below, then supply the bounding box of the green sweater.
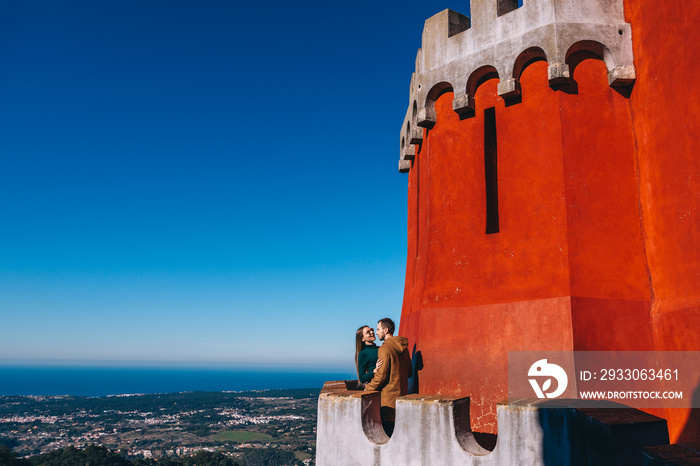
[357,344,379,383]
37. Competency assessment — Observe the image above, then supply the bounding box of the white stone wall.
[316,382,669,466]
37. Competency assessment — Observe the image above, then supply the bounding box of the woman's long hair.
[355,325,369,378]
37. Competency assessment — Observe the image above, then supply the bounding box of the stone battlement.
[316,381,670,466]
[399,0,636,171]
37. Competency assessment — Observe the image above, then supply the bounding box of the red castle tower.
[397,0,699,445]
[316,1,700,464]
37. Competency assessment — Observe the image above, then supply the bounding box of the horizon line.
[0,358,352,373]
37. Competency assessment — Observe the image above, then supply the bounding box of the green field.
[211,431,275,443]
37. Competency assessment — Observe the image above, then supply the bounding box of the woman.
[355,325,382,384]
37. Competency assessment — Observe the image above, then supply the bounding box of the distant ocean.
[0,366,354,397]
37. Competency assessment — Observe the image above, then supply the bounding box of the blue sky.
[0,0,470,374]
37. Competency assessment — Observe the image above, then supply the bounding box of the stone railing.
[316,380,670,465]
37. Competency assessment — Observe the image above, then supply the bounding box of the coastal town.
[0,389,317,464]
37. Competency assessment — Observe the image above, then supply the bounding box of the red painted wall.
[623,0,700,442]
[399,2,700,439]
[402,61,578,434]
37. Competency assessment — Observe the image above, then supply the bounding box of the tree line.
[0,445,302,466]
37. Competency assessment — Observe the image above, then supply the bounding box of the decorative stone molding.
[399,0,637,169]
[316,381,669,466]
[398,159,412,173]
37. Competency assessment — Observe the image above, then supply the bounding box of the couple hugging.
[354,318,413,436]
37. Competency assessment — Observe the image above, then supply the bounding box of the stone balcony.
[316,380,672,466]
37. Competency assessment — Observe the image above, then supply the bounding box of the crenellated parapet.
[398,0,636,171]
[316,381,670,465]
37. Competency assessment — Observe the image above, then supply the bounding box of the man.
[364,317,413,436]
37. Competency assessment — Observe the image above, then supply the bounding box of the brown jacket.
[364,336,413,410]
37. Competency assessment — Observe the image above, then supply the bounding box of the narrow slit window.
[484,107,499,234]
[415,155,420,258]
